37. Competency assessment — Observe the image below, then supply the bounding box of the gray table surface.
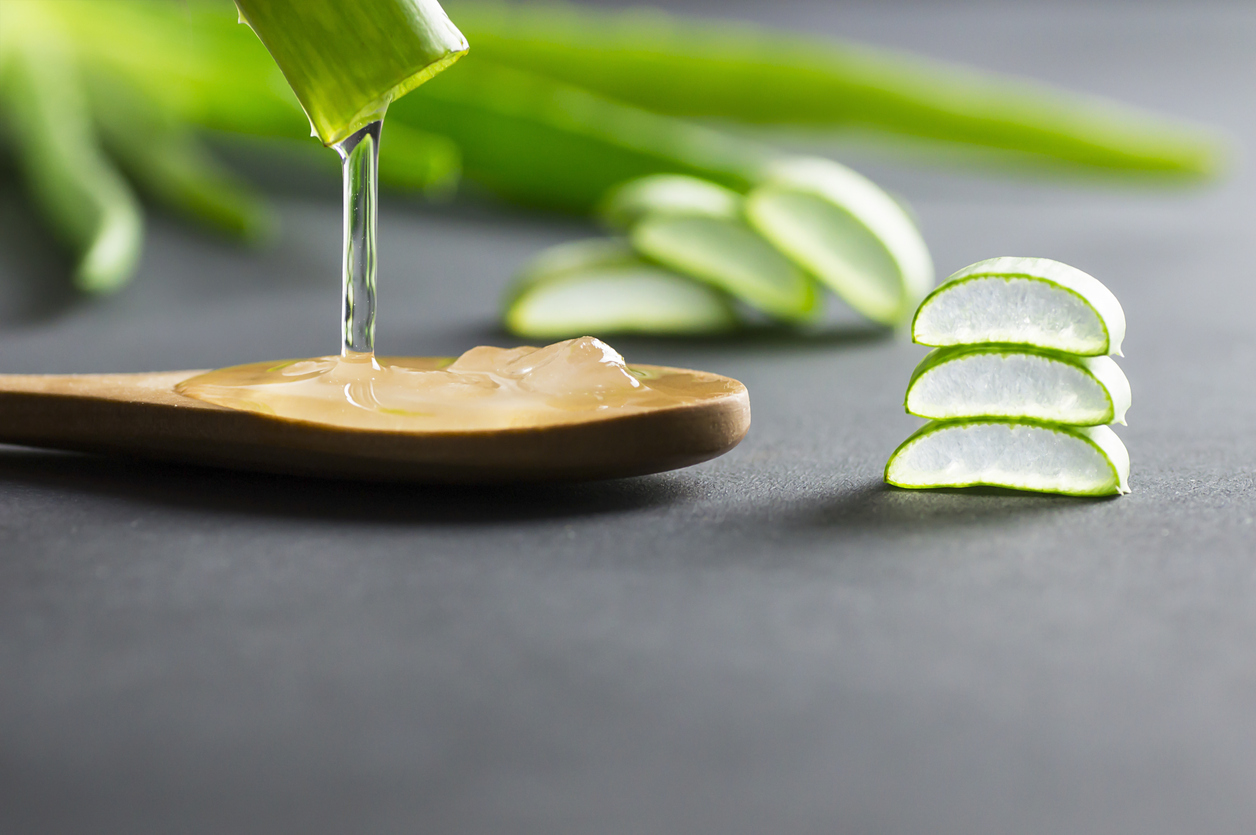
[2,2,1255,833]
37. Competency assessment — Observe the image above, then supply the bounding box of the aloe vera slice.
[631,215,817,322]
[885,420,1130,496]
[905,346,1131,426]
[504,239,737,338]
[912,257,1126,356]
[746,157,933,325]
[600,174,741,228]
[234,0,468,146]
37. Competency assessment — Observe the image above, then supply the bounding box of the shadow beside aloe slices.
[796,480,1119,533]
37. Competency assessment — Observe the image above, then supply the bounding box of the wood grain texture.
[0,366,751,483]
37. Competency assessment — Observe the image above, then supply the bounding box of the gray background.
[2,2,1255,833]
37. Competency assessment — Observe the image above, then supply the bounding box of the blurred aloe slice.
[233,0,469,146]
[601,175,818,322]
[746,157,932,325]
[599,174,741,228]
[905,346,1131,426]
[912,257,1126,356]
[504,239,738,339]
[0,5,142,293]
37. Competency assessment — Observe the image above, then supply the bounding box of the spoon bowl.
[0,365,750,483]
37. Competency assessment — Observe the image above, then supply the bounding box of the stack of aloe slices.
[884,257,1132,497]
[503,158,934,338]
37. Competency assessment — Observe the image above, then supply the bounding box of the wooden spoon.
[0,366,750,483]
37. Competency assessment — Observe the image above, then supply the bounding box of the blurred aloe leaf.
[448,0,1226,176]
[0,3,142,293]
[0,0,1230,300]
[87,73,274,243]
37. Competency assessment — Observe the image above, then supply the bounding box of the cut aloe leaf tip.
[746,156,933,325]
[885,420,1130,496]
[912,256,1126,356]
[905,346,1131,426]
[234,0,469,146]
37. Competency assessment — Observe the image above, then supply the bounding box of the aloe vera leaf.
[50,0,463,197]
[54,2,768,213]
[84,73,274,242]
[42,0,307,138]
[390,60,771,211]
[447,1,1223,176]
[376,121,462,196]
[234,0,468,147]
[505,239,738,338]
[0,10,142,293]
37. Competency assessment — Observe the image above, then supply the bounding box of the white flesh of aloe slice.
[631,214,818,322]
[885,420,1130,496]
[600,174,741,228]
[745,157,934,325]
[504,238,737,338]
[912,257,1126,356]
[905,346,1131,426]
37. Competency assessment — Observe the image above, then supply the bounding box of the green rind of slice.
[599,174,742,228]
[234,0,468,146]
[884,419,1130,496]
[504,264,739,340]
[745,156,933,325]
[912,256,1126,356]
[905,345,1131,426]
[631,214,818,322]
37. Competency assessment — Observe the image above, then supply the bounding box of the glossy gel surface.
[176,336,740,432]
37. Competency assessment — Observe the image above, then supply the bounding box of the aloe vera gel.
[885,258,1132,496]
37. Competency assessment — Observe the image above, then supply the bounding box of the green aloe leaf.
[448,0,1224,176]
[53,2,768,213]
[0,5,142,293]
[392,60,770,211]
[233,0,468,146]
[87,74,274,243]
